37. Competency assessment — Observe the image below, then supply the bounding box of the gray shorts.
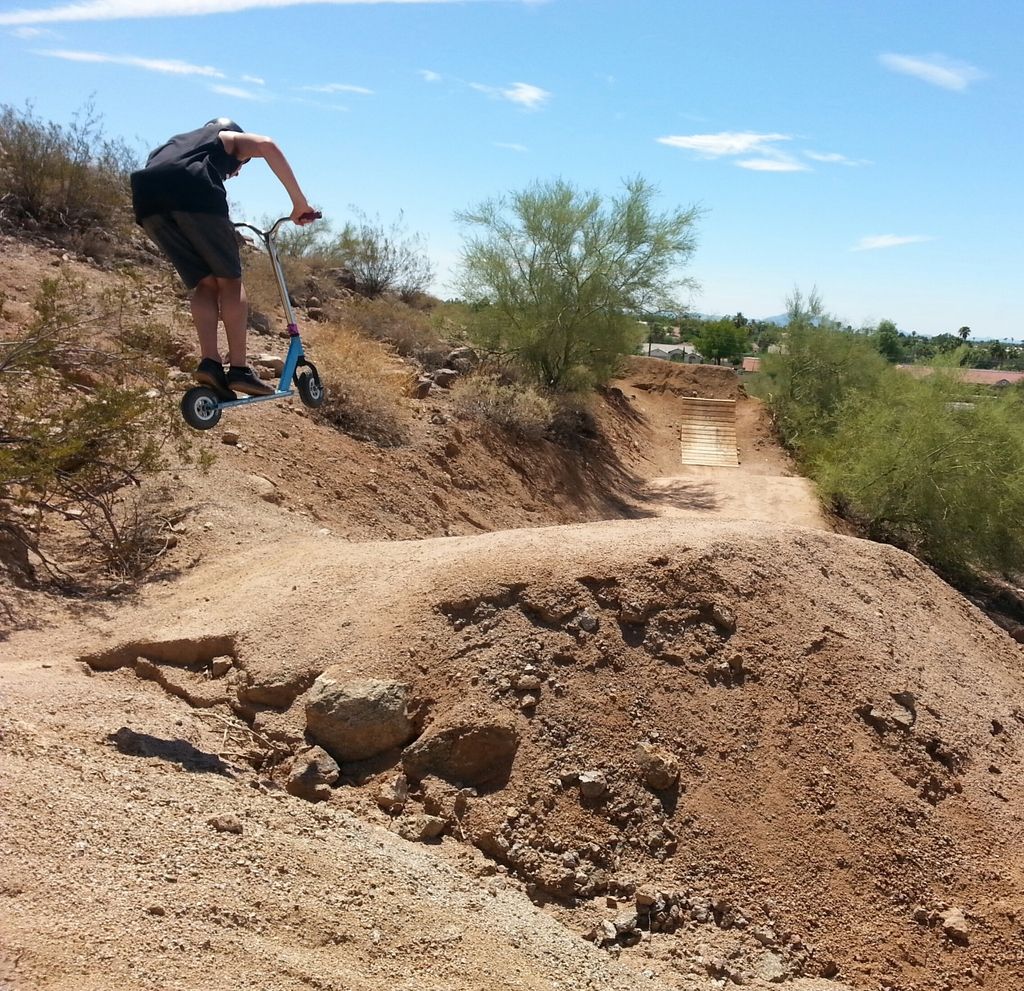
[141,211,241,290]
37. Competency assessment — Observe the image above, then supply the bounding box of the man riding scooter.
[130,117,317,399]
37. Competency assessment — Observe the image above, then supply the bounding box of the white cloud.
[293,97,350,112]
[657,131,791,157]
[241,74,264,85]
[419,69,441,82]
[211,83,265,100]
[299,82,372,95]
[9,25,56,36]
[0,0,489,24]
[852,234,936,251]
[34,48,224,76]
[736,157,809,172]
[494,141,527,152]
[502,81,549,109]
[804,150,870,166]
[472,80,550,110]
[879,52,985,91]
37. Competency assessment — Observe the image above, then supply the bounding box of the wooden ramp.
[679,398,739,467]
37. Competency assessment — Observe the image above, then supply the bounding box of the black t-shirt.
[131,124,244,222]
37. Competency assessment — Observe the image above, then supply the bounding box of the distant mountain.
[689,312,790,326]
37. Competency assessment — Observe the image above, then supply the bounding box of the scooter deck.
[216,389,296,410]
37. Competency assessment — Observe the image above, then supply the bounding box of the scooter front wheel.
[297,367,326,408]
[181,387,223,430]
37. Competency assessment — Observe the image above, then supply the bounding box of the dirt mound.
[623,355,742,401]
[5,519,1021,989]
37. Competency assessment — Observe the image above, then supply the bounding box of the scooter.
[180,211,327,430]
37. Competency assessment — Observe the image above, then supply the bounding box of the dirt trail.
[612,358,829,530]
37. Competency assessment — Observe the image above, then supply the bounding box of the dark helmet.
[205,117,244,133]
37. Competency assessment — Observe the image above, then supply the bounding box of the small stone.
[635,742,680,791]
[635,888,658,908]
[210,656,233,678]
[579,771,608,799]
[221,431,240,446]
[890,709,915,730]
[755,951,788,983]
[207,815,243,834]
[147,905,166,917]
[376,774,409,813]
[396,814,446,842]
[520,694,538,711]
[710,603,737,632]
[577,611,600,633]
[516,674,542,692]
[940,907,970,943]
[432,368,459,389]
[286,746,340,802]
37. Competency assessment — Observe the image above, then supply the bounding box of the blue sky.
[1,0,1021,338]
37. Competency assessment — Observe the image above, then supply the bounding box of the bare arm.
[220,131,314,224]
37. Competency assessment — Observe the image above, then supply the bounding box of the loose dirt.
[2,239,1022,991]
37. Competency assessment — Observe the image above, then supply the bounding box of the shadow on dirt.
[107,726,235,776]
[642,480,720,513]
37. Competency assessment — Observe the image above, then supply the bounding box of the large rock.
[305,674,415,761]
[402,711,519,787]
[432,368,459,389]
[445,347,478,374]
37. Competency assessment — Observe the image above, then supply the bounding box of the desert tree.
[455,176,701,389]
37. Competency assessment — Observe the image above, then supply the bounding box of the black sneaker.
[194,358,236,400]
[227,365,274,397]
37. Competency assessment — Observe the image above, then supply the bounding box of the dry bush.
[241,247,339,328]
[1,271,201,590]
[451,373,556,441]
[311,321,412,447]
[0,101,135,239]
[336,296,443,363]
[240,248,287,325]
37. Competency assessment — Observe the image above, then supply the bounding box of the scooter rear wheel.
[181,387,222,430]
[297,367,326,408]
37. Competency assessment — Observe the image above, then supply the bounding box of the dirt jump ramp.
[678,398,739,467]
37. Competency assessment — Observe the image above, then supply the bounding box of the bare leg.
[190,276,222,361]
[217,277,249,366]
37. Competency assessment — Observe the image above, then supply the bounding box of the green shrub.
[816,371,1024,576]
[455,176,700,390]
[755,314,890,460]
[755,291,1024,578]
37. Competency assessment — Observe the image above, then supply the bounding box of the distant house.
[741,356,762,373]
[896,365,1024,388]
[646,343,704,364]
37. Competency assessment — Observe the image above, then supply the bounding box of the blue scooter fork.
[213,333,305,410]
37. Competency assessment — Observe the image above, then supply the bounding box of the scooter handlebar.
[235,211,323,240]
